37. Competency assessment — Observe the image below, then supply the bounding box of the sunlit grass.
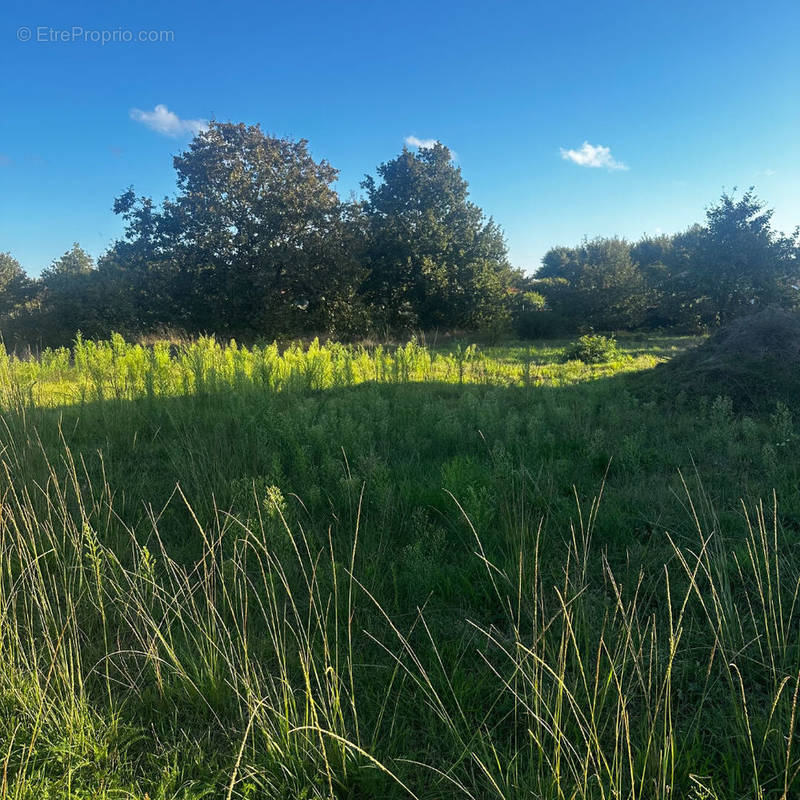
[0,332,694,409]
[1,331,798,799]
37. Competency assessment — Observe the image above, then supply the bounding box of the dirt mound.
[653,308,800,410]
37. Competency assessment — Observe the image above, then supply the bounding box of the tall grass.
[0,333,663,409]
[0,430,798,797]
[0,331,796,798]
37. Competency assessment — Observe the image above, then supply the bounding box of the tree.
[42,242,94,280]
[361,143,515,330]
[683,189,799,325]
[0,252,32,320]
[110,122,365,337]
[102,193,193,334]
[36,244,109,344]
[631,229,707,329]
[537,238,649,330]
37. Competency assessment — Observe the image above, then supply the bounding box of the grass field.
[1,333,800,799]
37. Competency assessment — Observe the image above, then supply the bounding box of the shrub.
[510,290,572,339]
[565,333,620,363]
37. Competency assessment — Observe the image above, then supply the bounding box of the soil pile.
[654,308,800,409]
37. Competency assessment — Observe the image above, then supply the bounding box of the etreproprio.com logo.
[17,26,175,44]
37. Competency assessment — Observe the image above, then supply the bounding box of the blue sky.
[1,0,798,276]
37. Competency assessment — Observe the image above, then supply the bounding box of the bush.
[510,291,568,338]
[565,333,620,363]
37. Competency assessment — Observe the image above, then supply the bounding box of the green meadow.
[1,333,799,799]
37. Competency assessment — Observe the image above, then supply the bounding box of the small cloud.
[0,154,11,167]
[755,168,776,177]
[404,135,458,161]
[130,104,207,137]
[560,141,628,171]
[405,135,439,149]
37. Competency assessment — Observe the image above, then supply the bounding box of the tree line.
[527,194,799,335]
[1,121,798,347]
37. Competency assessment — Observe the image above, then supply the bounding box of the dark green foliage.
[631,229,702,328]
[537,237,650,330]
[684,189,798,325]
[509,287,561,337]
[1,244,122,348]
[535,191,799,336]
[361,143,516,332]
[35,244,107,344]
[107,122,368,338]
[0,251,33,319]
[1,134,798,348]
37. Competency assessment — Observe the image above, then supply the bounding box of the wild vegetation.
[2,331,800,798]
[1,123,798,348]
[2,113,799,800]
[0,333,664,408]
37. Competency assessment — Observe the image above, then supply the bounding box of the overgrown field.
[1,333,800,799]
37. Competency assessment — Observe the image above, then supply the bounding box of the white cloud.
[755,168,776,177]
[404,135,458,161]
[405,135,438,149]
[560,141,628,171]
[129,104,207,137]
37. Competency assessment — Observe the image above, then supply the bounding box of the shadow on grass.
[2,363,796,569]
[3,365,800,798]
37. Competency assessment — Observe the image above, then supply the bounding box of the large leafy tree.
[110,122,365,337]
[361,143,515,330]
[682,190,798,325]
